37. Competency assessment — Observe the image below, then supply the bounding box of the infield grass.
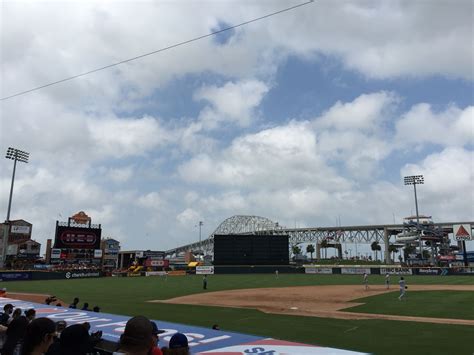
[3,274,474,355]
[345,290,474,320]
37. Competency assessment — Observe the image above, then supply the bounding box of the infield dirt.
[154,284,474,325]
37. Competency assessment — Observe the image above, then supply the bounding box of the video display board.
[54,225,101,249]
[214,234,289,265]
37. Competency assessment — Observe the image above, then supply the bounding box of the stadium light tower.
[404,174,424,257]
[1,148,29,268]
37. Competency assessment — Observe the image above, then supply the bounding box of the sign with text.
[54,225,101,249]
[305,267,333,274]
[11,225,31,234]
[341,267,370,275]
[196,266,215,275]
[453,224,472,241]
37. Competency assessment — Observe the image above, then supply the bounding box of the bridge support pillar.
[383,227,390,264]
[316,244,321,259]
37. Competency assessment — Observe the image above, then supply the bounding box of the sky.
[1,0,473,254]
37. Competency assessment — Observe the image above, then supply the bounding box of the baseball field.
[4,274,474,354]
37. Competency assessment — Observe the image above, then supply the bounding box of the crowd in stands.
[50,263,101,271]
[0,299,191,355]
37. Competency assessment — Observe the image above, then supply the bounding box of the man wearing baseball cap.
[150,321,165,355]
[0,304,14,326]
[114,316,155,355]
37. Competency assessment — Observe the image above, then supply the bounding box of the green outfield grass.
[345,290,474,320]
[3,274,474,355]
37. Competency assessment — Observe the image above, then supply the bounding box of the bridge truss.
[165,215,473,263]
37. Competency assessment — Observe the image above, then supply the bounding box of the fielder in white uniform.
[385,273,390,289]
[398,277,406,300]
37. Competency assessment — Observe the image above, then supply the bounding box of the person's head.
[22,317,56,355]
[401,277,404,280]
[92,306,100,312]
[12,308,22,318]
[212,324,220,330]
[56,320,67,335]
[56,303,62,307]
[169,332,189,350]
[82,302,89,308]
[58,324,91,355]
[3,303,14,314]
[82,322,91,332]
[150,321,165,346]
[72,297,79,305]
[118,316,155,354]
[25,309,36,321]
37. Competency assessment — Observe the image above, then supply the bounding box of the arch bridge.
[165,215,473,263]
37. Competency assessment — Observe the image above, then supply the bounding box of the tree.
[320,239,328,259]
[371,241,381,260]
[403,245,416,260]
[306,244,315,260]
[388,244,398,263]
[291,244,301,257]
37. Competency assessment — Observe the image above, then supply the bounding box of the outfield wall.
[0,270,103,281]
[304,265,474,276]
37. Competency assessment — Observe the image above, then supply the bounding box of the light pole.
[404,174,424,258]
[1,148,29,269]
[198,221,203,244]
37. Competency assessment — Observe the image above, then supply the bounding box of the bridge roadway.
[165,221,474,264]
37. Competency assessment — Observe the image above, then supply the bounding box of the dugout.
[213,234,289,265]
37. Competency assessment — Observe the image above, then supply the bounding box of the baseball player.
[385,273,390,289]
[363,273,369,290]
[275,269,279,279]
[398,277,407,300]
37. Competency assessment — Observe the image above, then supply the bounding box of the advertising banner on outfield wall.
[196,266,215,275]
[305,267,333,274]
[341,267,371,275]
[380,268,413,275]
[0,297,366,354]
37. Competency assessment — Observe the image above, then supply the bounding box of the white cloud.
[194,80,269,129]
[176,208,201,227]
[89,115,170,158]
[401,147,474,220]
[316,92,398,131]
[137,192,164,210]
[105,166,134,183]
[179,121,350,190]
[395,104,474,148]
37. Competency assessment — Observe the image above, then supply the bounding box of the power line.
[1,0,314,101]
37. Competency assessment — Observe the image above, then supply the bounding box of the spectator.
[92,306,100,313]
[162,333,189,355]
[81,303,90,311]
[115,316,154,355]
[1,304,14,326]
[3,316,28,355]
[22,318,56,355]
[45,296,57,305]
[24,310,35,324]
[212,324,220,330]
[56,321,67,337]
[57,324,95,355]
[69,298,79,309]
[56,303,62,307]
[150,321,165,355]
[44,321,66,355]
[8,308,22,324]
[82,322,91,332]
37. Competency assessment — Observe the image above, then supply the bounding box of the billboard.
[196,266,215,275]
[453,224,472,241]
[54,225,101,249]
